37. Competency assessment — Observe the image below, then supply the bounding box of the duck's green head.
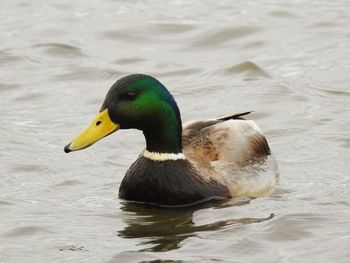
[64,74,183,154]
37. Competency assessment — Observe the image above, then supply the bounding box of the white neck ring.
[143,150,186,161]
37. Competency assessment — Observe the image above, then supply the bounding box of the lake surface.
[1,0,350,262]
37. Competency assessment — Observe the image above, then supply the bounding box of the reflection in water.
[118,200,274,252]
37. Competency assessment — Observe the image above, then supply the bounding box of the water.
[1,0,350,262]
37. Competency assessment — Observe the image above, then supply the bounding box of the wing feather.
[182,114,270,167]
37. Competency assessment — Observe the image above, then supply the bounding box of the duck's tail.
[217,111,252,121]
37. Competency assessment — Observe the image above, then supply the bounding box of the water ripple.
[10,164,49,173]
[32,43,87,58]
[53,67,126,81]
[153,68,202,78]
[337,137,350,149]
[100,29,149,42]
[262,213,330,241]
[114,57,146,65]
[14,92,47,102]
[0,200,14,206]
[192,26,260,48]
[0,83,20,92]
[52,180,83,187]
[268,10,298,19]
[150,23,197,33]
[3,226,50,238]
[0,50,27,65]
[220,61,270,78]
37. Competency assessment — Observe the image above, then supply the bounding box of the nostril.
[96,120,102,126]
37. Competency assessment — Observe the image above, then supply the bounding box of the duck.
[64,74,279,207]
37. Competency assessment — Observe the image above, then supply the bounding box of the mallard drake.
[65,74,278,207]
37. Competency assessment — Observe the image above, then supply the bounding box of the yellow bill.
[64,109,119,153]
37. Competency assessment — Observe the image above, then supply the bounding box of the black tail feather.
[218,111,252,121]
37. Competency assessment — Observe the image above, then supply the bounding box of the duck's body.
[65,74,279,207]
[119,113,277,206]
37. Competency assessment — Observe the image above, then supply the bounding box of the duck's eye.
[120,91,138,101]
[96,120,102,126]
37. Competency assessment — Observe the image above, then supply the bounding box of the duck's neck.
[143,112,183,154]
[143,124,182,154]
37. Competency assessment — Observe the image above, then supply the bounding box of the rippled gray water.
[1,1,350,262]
